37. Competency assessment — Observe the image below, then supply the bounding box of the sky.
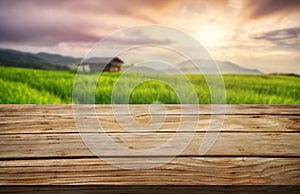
[0,0,299,73]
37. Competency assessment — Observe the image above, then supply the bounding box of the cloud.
[252,27,300,49]
[0,0,194,46]
[0,21,101,46]
[1,0,300,46]
[243,0,300,19]
[0,0,299,73]
[0,1,105,45]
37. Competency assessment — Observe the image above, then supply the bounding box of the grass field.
[0,66,299,104]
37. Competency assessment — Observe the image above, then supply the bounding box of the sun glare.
[196,25,224,47]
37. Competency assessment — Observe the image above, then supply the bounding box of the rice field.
[0,66,299,104]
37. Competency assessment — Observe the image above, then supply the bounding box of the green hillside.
[0,49,81,70]
[0,66,299,104]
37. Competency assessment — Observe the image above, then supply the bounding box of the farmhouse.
[78,57,123,73]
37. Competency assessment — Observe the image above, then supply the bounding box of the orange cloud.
[242,0,300,20]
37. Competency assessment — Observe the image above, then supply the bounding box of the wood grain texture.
[0,104,299,116]
[0,158,299,185]
[0,105,299,187]
[0,133,299,158]
[0,115,298,134]
[1,186,299,194]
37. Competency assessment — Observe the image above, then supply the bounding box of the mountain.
[0,48,263,74]
[0,48,81,71]
[173,59,262,74]
[216,61,262,74]
[125,59,262,74]
[36,52,81,66]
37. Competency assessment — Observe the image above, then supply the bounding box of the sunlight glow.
[196,25,224,47]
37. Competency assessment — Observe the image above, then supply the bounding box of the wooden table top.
[0,105,299,192]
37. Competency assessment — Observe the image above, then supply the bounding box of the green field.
[0,66,299,104]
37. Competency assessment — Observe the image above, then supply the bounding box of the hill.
[0,48,81,70]
[0,48,262,74]
[122,59,262,74]
[175,59,263,74]
[36,52,81,66]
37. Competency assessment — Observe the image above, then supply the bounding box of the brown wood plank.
[0,157,299,185]
[0,114,298,134]
[0,133,299,158]
[0,104,299,116]
[0,105,299,187]
[1,186,298,194]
